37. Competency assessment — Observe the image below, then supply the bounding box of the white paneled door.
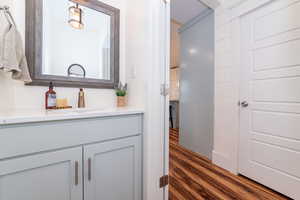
[239,0,300,199]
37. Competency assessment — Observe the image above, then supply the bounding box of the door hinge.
[160,84,169,97]
[160,175,169,188]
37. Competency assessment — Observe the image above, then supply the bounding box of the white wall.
[0,0,127,112]
[126,0,167,199]
[222,0,245,8]
[213,3,240,173]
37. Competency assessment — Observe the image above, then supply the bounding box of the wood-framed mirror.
[25,0,120,88]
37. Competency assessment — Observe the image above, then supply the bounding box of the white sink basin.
[47,108,105,115]
[73,108,105,113]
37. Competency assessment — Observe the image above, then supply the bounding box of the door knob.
[241,101,249,108]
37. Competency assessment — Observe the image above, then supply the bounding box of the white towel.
[0,11,32,83]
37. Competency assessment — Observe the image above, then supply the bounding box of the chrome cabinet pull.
[88,158,92,181]
[75,161,79,186]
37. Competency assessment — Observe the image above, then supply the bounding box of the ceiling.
[171,0,210,24]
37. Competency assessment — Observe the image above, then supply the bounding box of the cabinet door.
[0,147,83,200]
[84,136,142,200]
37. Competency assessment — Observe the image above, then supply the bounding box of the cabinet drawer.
[0,114,142,160]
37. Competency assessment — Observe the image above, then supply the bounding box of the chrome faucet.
[67,64,86,78]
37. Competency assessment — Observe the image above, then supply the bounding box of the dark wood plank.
[169,129,292,200]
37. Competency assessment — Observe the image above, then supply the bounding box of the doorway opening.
[168,0,215,198]
[169,0,214,162]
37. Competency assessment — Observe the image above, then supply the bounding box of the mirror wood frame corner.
[25,0,120,89]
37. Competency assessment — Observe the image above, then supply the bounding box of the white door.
[83,136,142,200]
[0,147,83,200]
[239,0,300,199]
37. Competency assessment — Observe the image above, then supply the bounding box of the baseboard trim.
[212,150,238,174]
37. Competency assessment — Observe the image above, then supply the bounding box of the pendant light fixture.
[68,3,84,29]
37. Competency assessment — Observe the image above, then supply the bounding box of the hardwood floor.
[169,128,292,200]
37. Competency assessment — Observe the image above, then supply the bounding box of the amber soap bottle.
[78,88,85,108]
[45,82,57,109]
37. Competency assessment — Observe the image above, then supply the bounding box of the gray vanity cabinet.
[0,113,143,200]
[84,136,142,200]
[0,147,83,200]
[0,137,141,200]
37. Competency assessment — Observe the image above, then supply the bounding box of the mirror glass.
[42,0,111,80]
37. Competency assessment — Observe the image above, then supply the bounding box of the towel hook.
[0,6,10,11]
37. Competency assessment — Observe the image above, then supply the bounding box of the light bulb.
[68,4,84,30]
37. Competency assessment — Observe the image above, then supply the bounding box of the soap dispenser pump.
[78,88,85,108]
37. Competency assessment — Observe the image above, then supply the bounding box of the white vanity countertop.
[0,107,144,125]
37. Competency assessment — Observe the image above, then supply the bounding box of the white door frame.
[162,1,170,200]
[143,1,171,200]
